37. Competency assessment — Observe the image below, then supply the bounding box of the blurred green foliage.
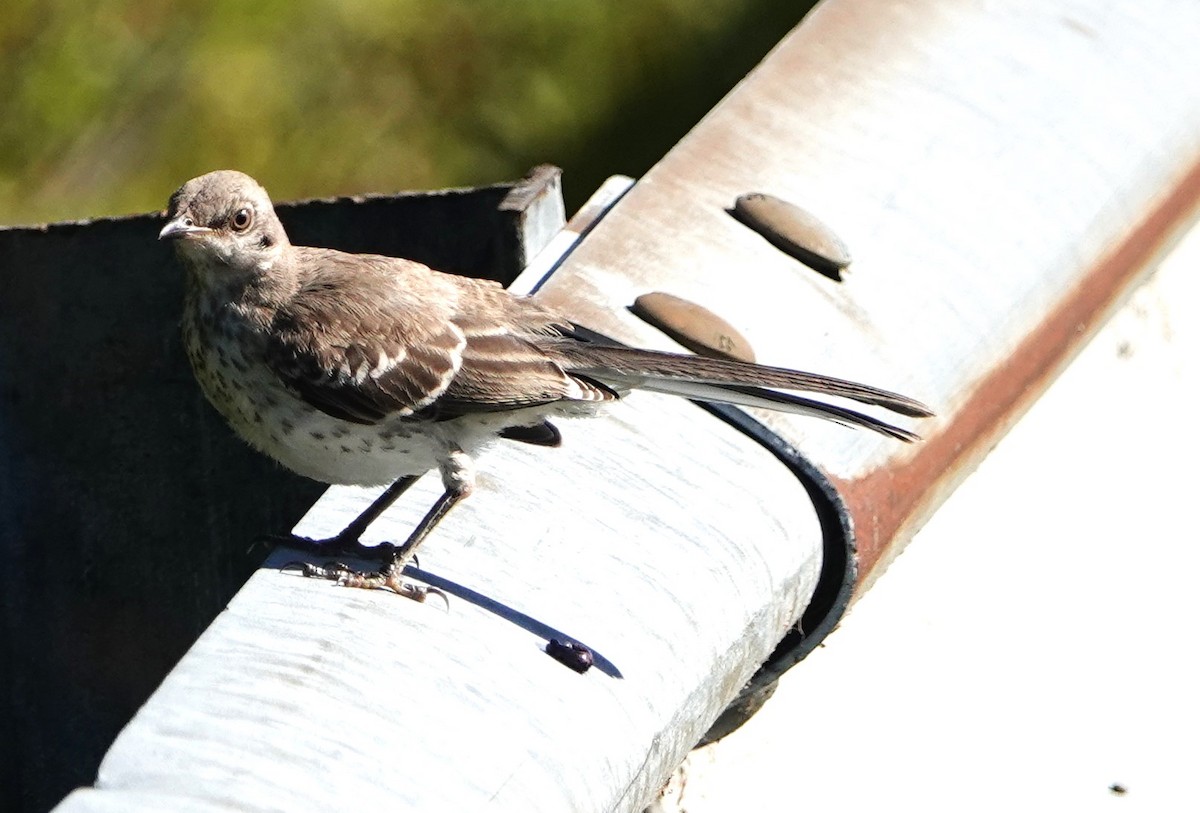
[0,1,808,225]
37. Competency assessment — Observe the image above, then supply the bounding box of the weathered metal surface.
[499,164,568,270]
[630,291,758,362]
[732,192,852,280]
[669,220,1200,811]
[532,0,1200,605]
[518,174,635,296]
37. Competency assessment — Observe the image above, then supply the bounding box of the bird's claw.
[281,560,447,607]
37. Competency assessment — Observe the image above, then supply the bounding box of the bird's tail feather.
[549,342,932,417]
[638,378,920,442]
[546,340,932,442]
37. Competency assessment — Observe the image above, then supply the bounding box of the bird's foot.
[258,532,396,563]
[284,560,447,607]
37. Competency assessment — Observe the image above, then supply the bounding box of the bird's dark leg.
[295,485,469,603]
[336,475,422,547]
[272,475,420,560]
[292,449,475,602]
[386,486,466,571]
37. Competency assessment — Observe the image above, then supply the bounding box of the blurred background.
[0,0,815,227]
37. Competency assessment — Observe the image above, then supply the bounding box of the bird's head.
[159,170,290,281]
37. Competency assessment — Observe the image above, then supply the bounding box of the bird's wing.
[266,252,613,425]
[431,304,617,418]
[265,253,468,425]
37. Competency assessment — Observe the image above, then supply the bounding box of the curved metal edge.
[553,325,860,744]
[695,401,857,745]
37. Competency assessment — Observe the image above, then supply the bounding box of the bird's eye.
[231,208,253,232]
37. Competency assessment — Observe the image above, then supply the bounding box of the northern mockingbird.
[160,170,931,601]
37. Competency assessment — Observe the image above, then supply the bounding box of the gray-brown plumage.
[161,170,931,599]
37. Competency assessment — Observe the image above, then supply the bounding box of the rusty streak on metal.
[847,155,1200,588]
[533,0,1200,635]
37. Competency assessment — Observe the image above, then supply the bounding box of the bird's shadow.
[270,548,623,679]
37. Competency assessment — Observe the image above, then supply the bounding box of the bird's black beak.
[159,216,212,241]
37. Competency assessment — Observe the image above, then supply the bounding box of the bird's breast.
[182,294,450,485]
